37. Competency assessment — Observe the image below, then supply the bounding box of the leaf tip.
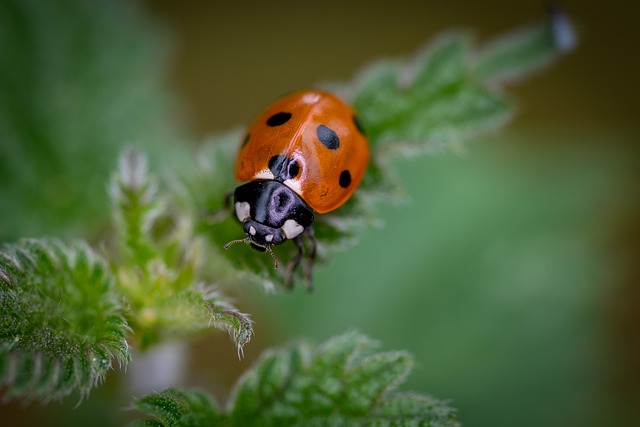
[547,4,578,53]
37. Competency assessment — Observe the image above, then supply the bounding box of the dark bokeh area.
[2,0,639,426]
[143,0,638,134]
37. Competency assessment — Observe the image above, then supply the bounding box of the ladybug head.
[224,180,314,268]
[242,219,286,248]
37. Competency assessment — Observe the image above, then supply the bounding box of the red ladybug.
[224,90,369,287]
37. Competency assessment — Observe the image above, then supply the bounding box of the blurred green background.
[2,0,639,426]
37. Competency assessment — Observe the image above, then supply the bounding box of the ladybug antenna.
[224,237,250,250]
[223,238,279,269]
[265,246,280,269]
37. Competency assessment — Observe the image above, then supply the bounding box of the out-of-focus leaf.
[183,15,572,289]
[131,332,460,426]
[0,0,184,241]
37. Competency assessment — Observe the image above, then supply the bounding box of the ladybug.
[224,90,369,287]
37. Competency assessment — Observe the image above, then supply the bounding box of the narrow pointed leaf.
[475,10,576,83]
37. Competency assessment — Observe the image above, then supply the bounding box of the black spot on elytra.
[267,112,291,127]
[269,154,301,181]
[339,170,351,188]
[317,124,340,150]
[353,115,366,136]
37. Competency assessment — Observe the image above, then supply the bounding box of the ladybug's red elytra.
[224,90,369,288]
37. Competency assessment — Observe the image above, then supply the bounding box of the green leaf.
[0,0,184,241]
[181,16,572,289]
[475,10,576,83]
[374,393,461,426]
[111,149,253,353]
[111,148,164,267]
[131,332,460,426]
[0,239,130,401]
[343,351,414,414]
[351,32,512,155]
[131,388,223,427]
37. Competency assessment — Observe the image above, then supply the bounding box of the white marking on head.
[265,234,273,242]
[281,219,304,239]
[249,226,257,236]
[283,178,303,197]
[235,201,251,222]
[254,169,275,180]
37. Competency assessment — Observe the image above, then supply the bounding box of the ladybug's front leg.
[284,226,316,291]
[284,236,304,290]
[303,226,317,290]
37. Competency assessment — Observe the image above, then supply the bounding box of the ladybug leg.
[284,236,305,289]
[284,227,317,291]
[205,190,234,224]
[302,226,317,291]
